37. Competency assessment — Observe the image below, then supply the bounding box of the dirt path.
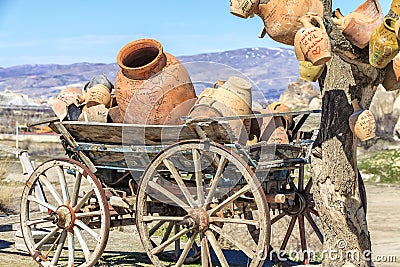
[0,184,398,266]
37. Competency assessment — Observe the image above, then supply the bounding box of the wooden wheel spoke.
[209,224,256,259]
[308,207,319,216]
[205,156,227,206]
[209,217,259,227]
[298,165,305,191]
[74,189,95,212]
[148,180,190,210]
[305,177,313,193]
[163,159,196,207]
[205,230,229,267]
[75,219,99,242]
[51,230,67,265]
[305,212,324,243]
[56,165,69,203]
[208,184,250,215]
[150,227,190,255]
[67,231,75,266]
[34,227,60,250]
[74,226,90,262]
[271,212,286,225]
[192,149,204,207]
[176,232,198,266]
[161,222,174,244]
[280,215,297,250]
[148,220,166,236]
[27,218,51,226]
[27,195,56,211]
[143,216,185,222]
[71,172,82,207]
[201,234,211,267]
[298,215,309,264]
[39,175,62,205]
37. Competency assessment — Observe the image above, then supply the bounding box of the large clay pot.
[255,0,323,45]
[189,76,252,142]
[114,38,196,125]
[369,18,399,69]
[295,13,332,66]
[51,87,84,120]
[299,61,325,82]
[349,100,376,141]
[332,0,383,49]
[251,107,289,144]
[230,0,259,18]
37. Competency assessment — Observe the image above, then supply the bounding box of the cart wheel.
[20,158,110,267]
[269,167,323,265]
[136,140,270,267]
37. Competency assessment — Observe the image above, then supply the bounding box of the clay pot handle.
[311,15,327,33]
[333,8,344,19]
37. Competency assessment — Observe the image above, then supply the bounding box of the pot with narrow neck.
[369,17,399,69]
[114,38,196,125]
[295,13,332,65]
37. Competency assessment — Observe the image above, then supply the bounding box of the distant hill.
[0,47,299,101]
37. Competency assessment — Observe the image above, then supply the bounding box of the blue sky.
[0,0,391,67]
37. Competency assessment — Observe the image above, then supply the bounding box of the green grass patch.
[358,149,400,184]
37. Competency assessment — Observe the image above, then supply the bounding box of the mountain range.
[0,47,300,101]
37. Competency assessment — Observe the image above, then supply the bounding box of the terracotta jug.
[295,13,332,66]
[114,38,196,125]
[85,84,111,108]
[51,87,84,120]
[299,61,325,82]
[230,0,259,18]
[349,100,376,142]
[393,52,400,83]
[391,0,400,16]
[369,18,399,69]
[189,76,252,142]
[332,0,383,49]
[255,0,323,45]
[251,107,289,144]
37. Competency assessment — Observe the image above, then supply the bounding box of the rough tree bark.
[311,1,398,266]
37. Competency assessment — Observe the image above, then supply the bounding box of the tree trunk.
[311,1,398,266]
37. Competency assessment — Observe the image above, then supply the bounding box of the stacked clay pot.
[294,13,332,66]
[299,61,325,82]
[114,38,196,125]
[332,0,383,49]
[349,100,376,142]
[369,18,399,69]
[254,0,323,45]
[189,76,252,143]
[229,0,259,18]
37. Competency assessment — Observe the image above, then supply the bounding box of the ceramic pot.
[369,18,399,69]
[230,0,259,18]
[268,101,293,130]
[391,0,400,16]
[299,61,325,82]
[251,108,289,144]
[349,100,376,141]
[332,0,384,49]
[393,53,400,82]
[85,84,111,108]
[114,38,196,125]
[295,13,332,65]
[255,0,323,45]
[189,76,252,143]
[51,87,84,120]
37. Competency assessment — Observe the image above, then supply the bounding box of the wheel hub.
[183,208,209,232]
[54,205,75,229]
[287,192,307,216]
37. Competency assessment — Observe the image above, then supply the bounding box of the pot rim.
[116,38,165,78]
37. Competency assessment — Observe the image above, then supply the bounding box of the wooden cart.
[20,110,323,267]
